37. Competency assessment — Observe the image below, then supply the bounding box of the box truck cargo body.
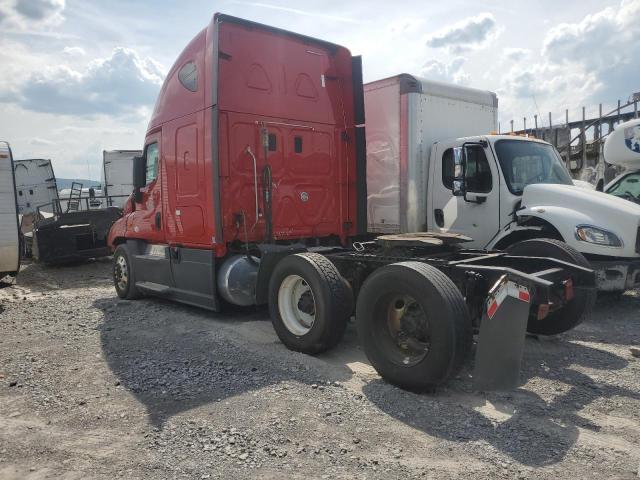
[101,150,141,208]
[0,142,20,279]
[365,74,497,233]
[13,158,58,214]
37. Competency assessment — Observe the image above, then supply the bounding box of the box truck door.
[131,134,165,244]
[430,141,500,248]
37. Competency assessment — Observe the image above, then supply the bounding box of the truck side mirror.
[132,155,146,203]
[452,146,466,197]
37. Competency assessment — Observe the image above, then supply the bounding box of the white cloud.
[62,46,85,56]
[421,57,470,85]
[10,47,165,116]
[503,47,529,61]
[540,0,640,101]
[495,0,640,126]
[426,13,497,52]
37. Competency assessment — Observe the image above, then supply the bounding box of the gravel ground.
[0,259,639,479]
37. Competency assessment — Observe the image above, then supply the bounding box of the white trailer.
[0,142,21,280]
[13,158,58,214]
[101,150,140,208]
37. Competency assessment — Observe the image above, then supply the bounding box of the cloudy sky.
[0,0,638,179]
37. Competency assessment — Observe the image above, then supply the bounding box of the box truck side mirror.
[452,146,466,197]
[132,155,146,203]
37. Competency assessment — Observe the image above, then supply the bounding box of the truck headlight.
[575,225,623,247]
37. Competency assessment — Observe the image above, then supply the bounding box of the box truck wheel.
[506,238,595,335]
[268,253,353,354]
[355,262,471,391]
[113,244,141,300]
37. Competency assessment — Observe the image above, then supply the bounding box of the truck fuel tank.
[217,254,260,306]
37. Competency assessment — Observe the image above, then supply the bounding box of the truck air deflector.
[214,13,341,54]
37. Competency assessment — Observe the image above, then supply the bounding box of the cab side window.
[442,148,454,189]
[145,142,159,185]
[465,146,492,193]
[441,146,492,193]
[607,172,640,199]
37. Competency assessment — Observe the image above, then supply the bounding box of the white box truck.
[365,74,640,293]
[13,158,58,215]
[0,141,21,280]
[101,150,141,208]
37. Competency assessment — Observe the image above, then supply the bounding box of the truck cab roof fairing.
[149,13,350,132]
[148,28,207,131]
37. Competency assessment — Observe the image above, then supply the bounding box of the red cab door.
[131,132,165,244]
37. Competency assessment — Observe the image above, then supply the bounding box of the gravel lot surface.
[0,259,639,479]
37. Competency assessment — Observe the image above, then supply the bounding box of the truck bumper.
[590,259,640,292]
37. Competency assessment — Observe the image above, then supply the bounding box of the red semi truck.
[107,14,595,391]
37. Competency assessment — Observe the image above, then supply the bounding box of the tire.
[506,238,596,335]
[355,262,472,391]
[113,244,141,300]
[268,253,353,354]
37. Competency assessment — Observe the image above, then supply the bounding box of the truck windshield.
[494,139,573,195]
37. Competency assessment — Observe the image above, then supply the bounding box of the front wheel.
[506,238,596,335]
[113,244,141,300]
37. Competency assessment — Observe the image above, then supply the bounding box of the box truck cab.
[365,74,640,292]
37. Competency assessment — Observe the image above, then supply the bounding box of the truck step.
[136,282,171,294]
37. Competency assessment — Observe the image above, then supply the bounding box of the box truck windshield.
[494,139,573,195]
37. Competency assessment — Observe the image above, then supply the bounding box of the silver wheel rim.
[115,255,129,291]
[278,274,316,336]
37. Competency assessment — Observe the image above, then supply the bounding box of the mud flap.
[472,276,531,391]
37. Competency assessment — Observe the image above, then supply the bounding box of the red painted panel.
[217,21,339,126]
[117,15,359,256]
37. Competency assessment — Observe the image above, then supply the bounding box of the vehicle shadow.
[96,292,639,467]
[95,295,354,428]
[361,335,639,467]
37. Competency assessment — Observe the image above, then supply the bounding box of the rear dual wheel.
[268,253,353,354]
[356,262,472,391]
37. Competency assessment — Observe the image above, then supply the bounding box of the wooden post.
[523,117,527,133]
[534,114,538,129]
[598,103,603,168]
[564,109,570,169]
[581,106,586,170]
[510,119,514,133]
